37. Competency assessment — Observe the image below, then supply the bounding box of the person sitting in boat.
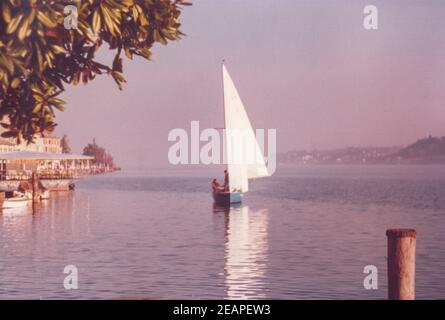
[223,170,229,191]
[212,179,223,192]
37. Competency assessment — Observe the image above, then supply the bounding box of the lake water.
[0,165,444,299]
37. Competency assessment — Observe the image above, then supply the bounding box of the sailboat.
[212,64,270,207]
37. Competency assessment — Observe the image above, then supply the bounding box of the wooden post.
[0,191,5,208]
[386,228,416,300]
[31,172,40,202]
[31,172,36,201]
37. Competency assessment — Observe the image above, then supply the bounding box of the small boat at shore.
[212,64,270,207]
[1,189,49,209]
[40,190,50,200]
[2,192,29,209]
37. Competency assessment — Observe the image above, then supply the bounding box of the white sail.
[223,64,269,193]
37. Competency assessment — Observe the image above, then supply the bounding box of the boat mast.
[221,60,228,171]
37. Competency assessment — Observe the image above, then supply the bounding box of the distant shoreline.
[278,162,445,166]
[279,136,445,166]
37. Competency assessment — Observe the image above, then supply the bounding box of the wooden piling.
[386,228,416,300]
[0,191,5,207]
[31,172,41,202]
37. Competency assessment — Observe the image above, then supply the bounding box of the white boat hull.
[40,190,50,200]
[2,196,29,209]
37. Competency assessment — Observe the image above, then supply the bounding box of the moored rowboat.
[212,191,242,207]
[2,194,29,209]
[40,190,50,200]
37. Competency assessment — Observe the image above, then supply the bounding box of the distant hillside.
[385,136,445,164]
[279,146,401,165]
[280,136,445,165]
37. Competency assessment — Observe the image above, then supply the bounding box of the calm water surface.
[1,165,445,299]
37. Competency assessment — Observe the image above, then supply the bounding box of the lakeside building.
[0,122,93,183]
[0,150,94,191]
[0,116,63,154]
[0,151,93,179]
[0,132,63,154]
[0,138,16,153]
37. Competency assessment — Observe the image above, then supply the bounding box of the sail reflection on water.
[219,205,269,299]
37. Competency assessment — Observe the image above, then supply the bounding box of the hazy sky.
[59,0,445,167]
